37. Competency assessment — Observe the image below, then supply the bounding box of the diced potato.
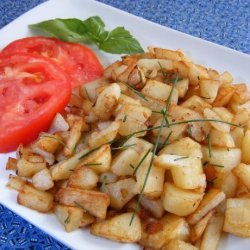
[6,157,17,171]
[123,137,153,154]
[181,95,212,113]
[201,146,241,172]
[78,144,111,173]
[99,173,118,189]
[136,152,165,198]
[48,113,69,134]
[153,47,184,61]
[56,187,110,219]
[93,83,121,120]
[187,188,225,225]
[214,171,237,198]
[103,60,123,79]
[54,204,84,232]
[233,163,250,189]
[200,213,224,250]
[159,137,202,158]
[169,105,211,142]
[219,71,233,84]
[174,78,189,98]
[235,181,250,198]
[140,214,190,249]
[152,116,188,143]
[212,107,234,123]
[64,116,84,156]
[7,174,27,191]
[32,168,54,191]
[91,212,141,243]
[141,80,178,103]
[140,195,164,219]
[111,148,139,176]
[173,60,190,79]
[118,94,141,106]
[242,130,250,164]
[199,80,220,103]
[88,121,120,148]
[117,116,148,137]
[105,178,138,210]
[212,84,235,107]
[231,83,250,104]
[164,239,198,250]
[115,103,152,123]
[190,210,215,243]
[50,148,90,180]
[189,64,210,85]
[223,198,250,237]
[33,133,61,154]
[233,109,250,126]
[68,166,99,190]
[17,159,46,178]
[203,108,230,133]
[137,58,173,71]
[209,129,235,147]
[162,183,204,216]
[79,212,96,228]
[230,127,244,148]
[154,155,206,190]
[17,185,54,213]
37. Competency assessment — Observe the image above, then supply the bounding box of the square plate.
[0,0,250,249]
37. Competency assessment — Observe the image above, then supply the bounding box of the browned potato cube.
[32,168,54,191]
[164,239,198,250]
[17,159,46,178]
[91,212,141,243]
[17,185,54,213]
[223,198,250,237]
[140,214,190,249]
[162,183,204,216]
[68,166,99,190]
[56,187,110,219]
[6,157,17,171]
[200,213,224,250]
[54,204,84,232]
[187,188,225,225]
[105,178,138,210]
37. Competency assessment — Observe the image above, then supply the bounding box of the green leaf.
[29,18,89,43]
[81,16,109,44]
[99,27,144,54]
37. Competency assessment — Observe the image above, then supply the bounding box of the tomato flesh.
[2,37,103,88]
[0,54,71,152]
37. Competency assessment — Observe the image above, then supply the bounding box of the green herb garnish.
[40,135,65,146]
[100,175,107,192]
[207,134,212,157]
[123,115,127,123]
[84,163,102,166]
[158,61,167,78]
[174,156,189,161]
[74,201,93,216]
[29,16,144,54]
[133,149,151,176]
[64,216,70,224]
[81,131,85,144]
[123,82,148,101]
[112,143,137,150]
[211,164,224,168]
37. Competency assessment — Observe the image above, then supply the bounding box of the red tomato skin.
[0,53,71,153]
[2,36,103,88]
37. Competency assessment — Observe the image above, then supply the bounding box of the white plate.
[0,0,250,249]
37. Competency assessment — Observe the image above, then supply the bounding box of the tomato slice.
[0,53,71,152]
[1,36,103,88]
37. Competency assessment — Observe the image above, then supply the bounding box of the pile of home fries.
[6,47,250,250]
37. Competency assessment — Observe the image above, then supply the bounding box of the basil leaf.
[29,18,89,43]
[81,16,109,44]
[29,16,144,55]
[99,27,144,54]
